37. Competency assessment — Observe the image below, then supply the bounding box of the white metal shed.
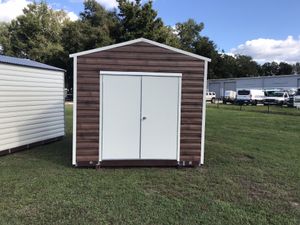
[0,55,65,156]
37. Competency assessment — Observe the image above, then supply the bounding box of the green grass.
[0,105,299,225]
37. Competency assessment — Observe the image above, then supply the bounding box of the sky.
[0,0,299,63]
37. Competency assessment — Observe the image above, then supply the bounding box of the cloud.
[97,0,118,9]
[230,36,300,64]
[0,0,78,22]
[67,11,79,21]
[0,0,31,22]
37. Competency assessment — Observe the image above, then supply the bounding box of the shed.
[70,38,211,167]
[0,55,65,156]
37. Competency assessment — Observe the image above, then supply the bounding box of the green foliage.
[293,62,300,74]
[62,0,118,54]
[234,55,259,77]
[5,2,68,68]
[0,22,11,55]
[214,54,237,78]
[261,62,279,75]
[117,0,177,45]
[175,19,204,51]
[278,62,293,75]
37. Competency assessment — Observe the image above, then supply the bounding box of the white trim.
[99,71,182,162]
[200,61,208,165]
[72,56,77,166]
[177,77,182,162]
[70,38,211,62]
[98,75,103,162]
[99,71,182,77]
[63,72,66,137]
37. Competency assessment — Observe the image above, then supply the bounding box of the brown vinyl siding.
[76,41,205,165]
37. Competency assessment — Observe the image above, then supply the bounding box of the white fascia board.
[69,38,211,62]
[100,71,182,77]
[200,60,208,165]
[72,56,77,166]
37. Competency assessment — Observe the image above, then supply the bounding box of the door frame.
[99,71,182,162]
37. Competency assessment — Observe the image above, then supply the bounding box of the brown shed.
[70,38,211,167]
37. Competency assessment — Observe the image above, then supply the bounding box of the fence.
[207,100,300,117]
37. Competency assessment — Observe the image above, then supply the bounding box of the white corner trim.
[69,38,211,62]
[177,77,182,162]
[99,71,182,77]
[72,56,77,166]
[98,74,103,162]
[200,61,208,165]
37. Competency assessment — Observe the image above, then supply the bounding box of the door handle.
[142,116,147,120]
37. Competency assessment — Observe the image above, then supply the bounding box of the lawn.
[0,105,299,225]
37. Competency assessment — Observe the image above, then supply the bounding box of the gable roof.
[0,55,65,72]
[69,38,211,62]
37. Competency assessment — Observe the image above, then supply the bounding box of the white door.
[140,76,180,159]
[101,72,181,161]
[101,75,141,159]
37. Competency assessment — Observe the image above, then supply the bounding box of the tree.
[117,0,178,45]
[61,0,121,90]
[79,0,119,48]
[278,62,293,75]
[3,1,69,69]
[234,55,259,77]
[214,54,237,78]
[0,22,11,55]
[194,37,220,78]
[175,19,204,51]
[261,62,280,75]
[62,0,119,54]
[293,62,300,74]
[174,19,220,78]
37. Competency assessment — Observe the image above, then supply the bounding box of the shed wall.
[75,41,205,165]
[0,64,65,152]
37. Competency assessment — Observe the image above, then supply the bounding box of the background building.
[208,75,300,97]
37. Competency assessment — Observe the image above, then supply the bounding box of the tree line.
[0,0,299,91]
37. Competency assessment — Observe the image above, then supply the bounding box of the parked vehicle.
[206,92,216,103]
[284,88,297,107]
[223,90,236,104]
[287,95,295,107]
[264,91,289,106]
[65,94,73,102]
[294,88,300,108]
[236,89,265,105]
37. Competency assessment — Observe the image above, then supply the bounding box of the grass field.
[0,105,299,225]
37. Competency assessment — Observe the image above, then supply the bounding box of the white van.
[236,89,265,105]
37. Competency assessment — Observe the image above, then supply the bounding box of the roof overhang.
[69,38,211,62]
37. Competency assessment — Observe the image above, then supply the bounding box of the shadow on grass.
[17,134,73,168]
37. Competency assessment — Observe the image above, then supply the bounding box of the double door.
[100,73,181,160]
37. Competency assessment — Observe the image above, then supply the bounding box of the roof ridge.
[70,38,211,62]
